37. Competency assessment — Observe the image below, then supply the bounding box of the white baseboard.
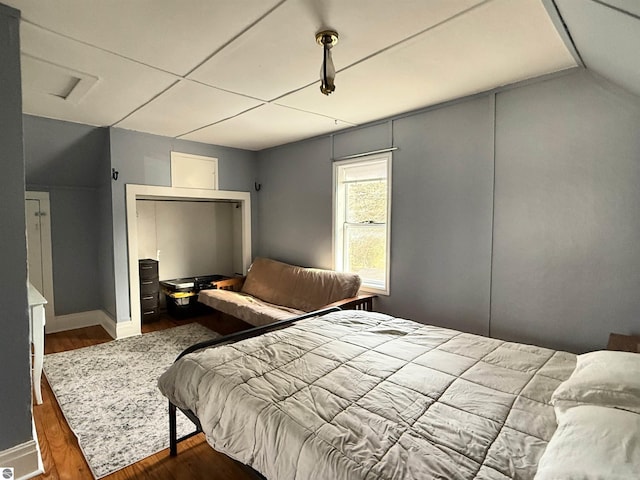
[0,438,42,480]
[46,309,139,340]
[98,311,117,339]
[114,318,141,339]
[47,310,105,334]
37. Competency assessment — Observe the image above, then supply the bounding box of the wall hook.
[112,168,119,181]
[254,182,262,191]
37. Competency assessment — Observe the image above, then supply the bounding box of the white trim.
[125,184,252,334]
[46,310,121,341]
[99,311,118,340]
[0,439,42,480]
[48,310,100,333]
[48,310,135,345]
[25,191,55,324]
[114,319,141,339]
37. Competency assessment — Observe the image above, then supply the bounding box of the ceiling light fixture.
[316,30,339,96]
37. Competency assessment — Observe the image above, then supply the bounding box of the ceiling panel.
[556,0,640,98]
[116,80,263,138]
[277,0,577,124]
[597,0,640,18]
[188,0,484,101]
[8,0,584,150]
[20,23,177,127]
[180,104,354,151]
[4,0,282,75]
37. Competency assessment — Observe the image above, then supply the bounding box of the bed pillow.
[551,350,640,414]
[534,405,640,479]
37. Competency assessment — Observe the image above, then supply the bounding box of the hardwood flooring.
[33,311,260,480]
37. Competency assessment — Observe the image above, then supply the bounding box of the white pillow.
[551,350,640,415]
[535,405,640,479]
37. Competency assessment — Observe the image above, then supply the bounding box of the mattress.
[158,310,577,480]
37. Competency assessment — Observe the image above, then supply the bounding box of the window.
[333,153,391,294]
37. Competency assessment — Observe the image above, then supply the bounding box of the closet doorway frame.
[125,184,251,336]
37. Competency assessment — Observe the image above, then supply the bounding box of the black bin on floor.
[161,275,229,319]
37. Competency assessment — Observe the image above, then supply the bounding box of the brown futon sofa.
[198,257,375,326]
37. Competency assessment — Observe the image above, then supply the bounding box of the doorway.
[125,184,252,337]
[25,191,56,325]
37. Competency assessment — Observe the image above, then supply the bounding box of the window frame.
[332,152,392,295]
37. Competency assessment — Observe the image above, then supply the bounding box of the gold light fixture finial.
[316,30,338,96]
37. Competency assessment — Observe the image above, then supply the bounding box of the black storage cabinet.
[139,259,160,323]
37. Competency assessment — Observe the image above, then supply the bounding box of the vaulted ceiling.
[5,0,637,151]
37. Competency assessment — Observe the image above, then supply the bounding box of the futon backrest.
[241,257,361,312]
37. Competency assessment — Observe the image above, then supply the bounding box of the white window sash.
[333,152,392,295]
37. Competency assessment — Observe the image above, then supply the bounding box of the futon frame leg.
[169,401,178,456]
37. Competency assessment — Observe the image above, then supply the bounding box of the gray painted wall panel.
[257,137,333,268]
[0,4,32,450]
[48,188,101,314]
[23,115,108,315]
[256,70,640,352]
[256,97,494,336]
[492,71,640,352]
[23,115,106,187]
[109,128,259,321]
[98,131,116,318]
[389,96,494,335]
[333,122,390,159]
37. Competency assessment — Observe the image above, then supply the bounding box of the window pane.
[345,225,386,286]
[346,180,387,223]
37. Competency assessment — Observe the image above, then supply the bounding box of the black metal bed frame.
[167,306,341,458]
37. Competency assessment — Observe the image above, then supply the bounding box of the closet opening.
[125,184,251,335]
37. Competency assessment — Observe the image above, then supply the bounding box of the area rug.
[43,323,220,478]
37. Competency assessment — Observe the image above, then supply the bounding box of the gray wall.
[390,97,494,335]
[109,128,259,322]
[0,3,32,450]
[258,137,334,269]
[98,130,116,318]
[492,71,640,352]
[257,69,640,353]
[47,188,101,314]
[23,115,108,315]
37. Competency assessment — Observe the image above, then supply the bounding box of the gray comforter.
[158,310,576,479]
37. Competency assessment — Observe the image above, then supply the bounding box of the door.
[25,192,55,323]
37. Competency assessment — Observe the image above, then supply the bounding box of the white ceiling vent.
[22,55,99,104]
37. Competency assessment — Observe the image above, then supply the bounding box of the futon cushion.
[198,289,304,327]
[240,257,361,312]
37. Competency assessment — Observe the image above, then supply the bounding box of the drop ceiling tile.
[180,104,355,151]
[5,0,282,75]
[116,80,263,138]
[188,0,483,101]
[597,0,640,18]
[277,0,577,124]
[20,22,177,127]
[556,0,640,98]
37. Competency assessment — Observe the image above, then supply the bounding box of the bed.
[158,309,640,479]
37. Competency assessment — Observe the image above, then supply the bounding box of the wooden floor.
[33,311,260,480]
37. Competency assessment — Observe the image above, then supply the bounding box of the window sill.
[360,285,389,297]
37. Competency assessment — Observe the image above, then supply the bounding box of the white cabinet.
[170,152,218,189]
